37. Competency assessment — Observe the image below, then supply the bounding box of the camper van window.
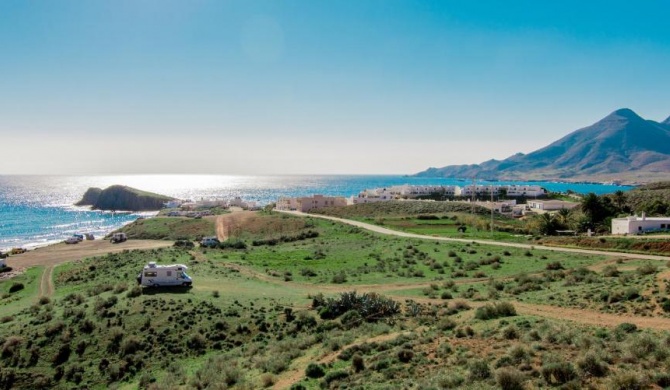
[167,271,172,277]
[144,271,157,277]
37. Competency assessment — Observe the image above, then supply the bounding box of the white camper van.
[137,262,192,287]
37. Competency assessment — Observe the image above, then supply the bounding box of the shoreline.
[0,210,157,254]
[0,175,642,254]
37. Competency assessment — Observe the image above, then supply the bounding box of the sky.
[1,0,669,175]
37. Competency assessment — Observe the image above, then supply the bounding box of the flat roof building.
[612,214,670,235]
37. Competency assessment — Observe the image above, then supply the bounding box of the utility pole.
[471,177,476,215]
[490,185,494,234]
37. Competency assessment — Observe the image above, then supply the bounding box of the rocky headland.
[75,185,174,211]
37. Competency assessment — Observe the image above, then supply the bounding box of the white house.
[612,214,670,235]
[352,189,396,204]
[527,200,579,211]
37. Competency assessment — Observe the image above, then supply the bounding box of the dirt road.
[5,239,173,269]
[38,266,55,297]
[215,208,253,241]
[276,210,670,262]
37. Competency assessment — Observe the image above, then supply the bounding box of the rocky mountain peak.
[601,108,643,123]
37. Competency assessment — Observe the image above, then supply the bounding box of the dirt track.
[38,266,54,297]
[267,210,670,331]
[277,210,670,262]
[215,208,253,241]
[4,239,173,269]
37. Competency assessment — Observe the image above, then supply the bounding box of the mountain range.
[414,108,670,184]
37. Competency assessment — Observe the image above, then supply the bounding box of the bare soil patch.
[215,210,257,241]
[4,239,172,269]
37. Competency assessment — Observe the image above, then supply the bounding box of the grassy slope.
[625,181,670,213]
[115,217,215,240]
[315,201,670,255]
[0,212,669,389]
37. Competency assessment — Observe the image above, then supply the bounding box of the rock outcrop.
[76,185,173,211]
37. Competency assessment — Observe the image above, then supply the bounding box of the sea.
[0,175,633,252]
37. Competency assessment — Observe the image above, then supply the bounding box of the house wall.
[612,217,670,235]
[527,200,579,211]
[277,195,346,212]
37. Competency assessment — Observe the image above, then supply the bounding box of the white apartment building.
[352,189,396,204]
[354,185,458,202]
[505,185,545,198]
[456,185,503,197]
[393,185,457,198]
[276,195,347,212]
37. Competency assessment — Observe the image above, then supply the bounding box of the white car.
[65,236,80,244]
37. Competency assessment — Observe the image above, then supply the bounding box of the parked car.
[110,232,127,243]
[65,237,80,244]
[200,237,220,248]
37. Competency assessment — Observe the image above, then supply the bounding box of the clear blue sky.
[1,0,669,174]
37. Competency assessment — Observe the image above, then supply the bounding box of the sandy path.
[276,210,670,262]
[38,265,55,297]
[512,301,670,330]
[215,215,228,241]
[4,239,173,269]
[215,209,253,241]
[656,269,670,294]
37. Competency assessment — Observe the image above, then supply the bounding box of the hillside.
[416,108,670,183]
[2,212,670,389]
[623,181,670,215]
[75,185,174,211]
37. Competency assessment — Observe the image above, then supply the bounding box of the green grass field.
[1,211,670,389]
[116,217,215,240]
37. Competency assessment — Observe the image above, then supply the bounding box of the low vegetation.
[114,217,215,240]
[1,210,669,389]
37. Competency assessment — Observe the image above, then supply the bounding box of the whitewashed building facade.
[611,214,670,235]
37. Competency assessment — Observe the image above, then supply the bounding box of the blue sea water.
[0,175,633,251]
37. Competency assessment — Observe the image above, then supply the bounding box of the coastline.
[0,175,635,253]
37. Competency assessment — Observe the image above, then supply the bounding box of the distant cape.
[76,185,173,211]
[414,108,670,184]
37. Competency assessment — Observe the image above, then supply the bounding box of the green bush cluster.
[312,291,400,321]
[475,302,517,320]
[252,230,319,246]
